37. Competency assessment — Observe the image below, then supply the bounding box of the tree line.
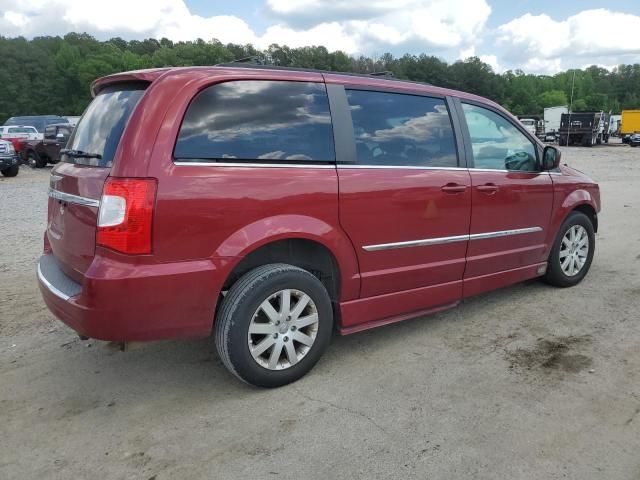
[1,32,640,123]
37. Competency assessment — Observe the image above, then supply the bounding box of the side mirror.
[542,146,561,171]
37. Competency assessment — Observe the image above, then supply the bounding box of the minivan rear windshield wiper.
[60,149,102,159]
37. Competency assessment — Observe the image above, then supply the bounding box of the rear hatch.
[47,83,147,281]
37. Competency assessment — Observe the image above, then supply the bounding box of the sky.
[1,0,639,74]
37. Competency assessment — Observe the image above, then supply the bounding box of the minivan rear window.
[63,83,146,167]
[174,80,335,163]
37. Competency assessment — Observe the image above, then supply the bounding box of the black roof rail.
[369,71,395,78]
[212,62,432,87]
[230,56,265,65]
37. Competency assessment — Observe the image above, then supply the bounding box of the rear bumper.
[38,253,227,341]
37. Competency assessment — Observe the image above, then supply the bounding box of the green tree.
[1,33,639,123]
[538,90,568,108]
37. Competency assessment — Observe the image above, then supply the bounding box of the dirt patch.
[507,335,593,374]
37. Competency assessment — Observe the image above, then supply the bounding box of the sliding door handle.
[476,183,499,194]
[441,183,467,194]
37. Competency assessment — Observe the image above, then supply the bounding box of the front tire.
[544,211,595,288]
[1,164,19,177]
[215,264,333,387]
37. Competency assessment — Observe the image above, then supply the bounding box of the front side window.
[346,90,458,168]
[175,81,335,163]
[462,103,538,172]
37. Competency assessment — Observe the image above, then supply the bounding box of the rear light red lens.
[96,178,157,254]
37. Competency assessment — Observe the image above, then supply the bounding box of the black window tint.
[346,90,458,168]
[462,103,538,172]
[175,81,334,162]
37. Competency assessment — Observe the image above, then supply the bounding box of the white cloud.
[479,54,500,72]
[1,1,639,75]
[0,0,259,44]
[0,0,490,58]
[266,0,491,53]
[497,8,640,73]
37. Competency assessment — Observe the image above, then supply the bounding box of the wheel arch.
[572,203,598,232]
[214,214,360,303]
[560,189,598,232]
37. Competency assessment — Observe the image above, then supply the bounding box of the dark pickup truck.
[20,123,72,168]
[559,112,610,147]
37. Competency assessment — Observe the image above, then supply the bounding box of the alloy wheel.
[559,225,589,276]
[248,289,319,370]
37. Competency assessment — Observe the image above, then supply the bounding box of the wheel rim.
[559,225,589,277]
[248,289,319,370]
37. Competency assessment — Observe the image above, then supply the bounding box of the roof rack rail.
[212,62,432,87]
[369,71,395,78]
[230,56,265,65]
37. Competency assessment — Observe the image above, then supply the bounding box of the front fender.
[545,187,599,256]
[214,214,360,301]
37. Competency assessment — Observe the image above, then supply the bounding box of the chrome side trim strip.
[337,165,467,171]
[362,227,543,252]
[468,226,542,241]
[174,161,336,169]
[363,234,469,252]
[174,161,550,174]
[48,188,100,208]
[37,262,70,301]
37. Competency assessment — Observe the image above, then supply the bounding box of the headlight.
[7,143,15,153]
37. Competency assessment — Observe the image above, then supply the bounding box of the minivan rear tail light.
[97,178,157,254]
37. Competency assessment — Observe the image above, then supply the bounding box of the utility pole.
[567,70,576,145]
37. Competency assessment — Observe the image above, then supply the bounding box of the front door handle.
[476,183,499,194]
[441,183,467,194]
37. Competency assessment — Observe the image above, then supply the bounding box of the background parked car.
[0,125,39,158]
[3,115,69,140]
[20,123,72,168]
[0,139,19,177]
[0,125,39,141]
[629,133,640,147]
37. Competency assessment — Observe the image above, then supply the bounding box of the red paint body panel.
[465,170,553,278]
[47,163,110,281]
[338,168,471,297]
[40,66,601,343]
[39,248,224,341]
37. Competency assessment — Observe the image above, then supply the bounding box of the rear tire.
[1,164,19,177]
[28,152,46,168]
[544,211,595,288]
[215,263,333,387]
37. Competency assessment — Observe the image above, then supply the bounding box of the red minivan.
[38,65,600,387]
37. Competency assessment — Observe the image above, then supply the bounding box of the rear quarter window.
[174,80,335,163]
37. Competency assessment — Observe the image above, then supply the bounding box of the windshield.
[6,118,45,132]
[63,83,147,167]
[9,127,36,134]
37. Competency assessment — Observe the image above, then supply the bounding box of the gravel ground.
[1,142,639,479]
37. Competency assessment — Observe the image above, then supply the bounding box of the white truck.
[543,106,568,142]
[518,118,538,136]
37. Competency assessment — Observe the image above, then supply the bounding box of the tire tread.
[215,263,319,385]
